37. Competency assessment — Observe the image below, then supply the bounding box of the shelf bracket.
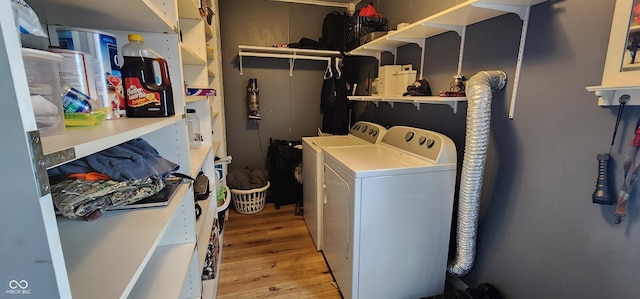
[508,6,530,119]
[239,55,244,75]
[472,2,529,21]
[423,23,464,37]
[289,57,295,77]
[25,131,76,196]
[597,90,615,106]
[384,100,394,108]
[27,131,49,196]
[450,101,459,114]
[457,26,466,77]
[388,37,425,49]
[389,37,425,77]
[412,100,420,110]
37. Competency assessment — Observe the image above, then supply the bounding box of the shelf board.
[238,45,341,57]
[42,115,183,168]
[348,95,467,112]
[205,23,214,39]
[586,84,640,106]
[28,0,175,33]
[128,243,195,299]
[181,44,207,65]
[178,0,201,19]
[349,0,546,57]
[213,141,221,155]
[57,182,190,299]
[238,45,340,76]
[186,95,209,103]
[208,61,217,77]
[189,143,213,178]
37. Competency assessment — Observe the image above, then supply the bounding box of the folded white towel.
[31,94,59,117]
[35,115,61,127]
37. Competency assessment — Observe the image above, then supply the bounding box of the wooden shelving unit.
[1,0,228,298]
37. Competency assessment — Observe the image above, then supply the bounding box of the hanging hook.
[324,58,333,80]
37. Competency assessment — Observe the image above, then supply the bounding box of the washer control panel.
[382,126,456,164]
[349,121,387,144]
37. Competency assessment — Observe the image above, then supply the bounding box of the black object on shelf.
[344,15,388,51]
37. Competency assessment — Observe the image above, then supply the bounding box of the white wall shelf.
[585,85,640,106]
[238,45,341,76]
[348,95,467,112]
[348,0,547,118]
[42,116,183,167]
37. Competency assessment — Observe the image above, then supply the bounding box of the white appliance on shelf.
[302,121,387,251]
[322,126,457,299]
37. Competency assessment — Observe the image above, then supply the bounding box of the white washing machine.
[322,126,457,299]
[302,121,387,251]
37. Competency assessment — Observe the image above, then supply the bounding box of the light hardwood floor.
[217,203,342,298]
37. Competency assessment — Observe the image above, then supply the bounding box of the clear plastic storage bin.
[21,48,65,136]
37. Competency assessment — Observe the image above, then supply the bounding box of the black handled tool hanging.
[593,95,630,205]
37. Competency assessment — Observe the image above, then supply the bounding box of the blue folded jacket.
[49,138,179,181]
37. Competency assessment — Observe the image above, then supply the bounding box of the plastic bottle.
[186,109,202,149]
[121,33,175,117]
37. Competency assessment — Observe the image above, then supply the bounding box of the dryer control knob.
[426,138,435,148]
[405,132,414,142]
[372,130,378,136]
[362,125,368,132]
[418,136,427,145]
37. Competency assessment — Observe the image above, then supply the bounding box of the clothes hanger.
[324,59,333,79]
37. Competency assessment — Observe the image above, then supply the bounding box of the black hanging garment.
[320,57,350,135]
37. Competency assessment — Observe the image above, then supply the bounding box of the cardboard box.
[186,88,216,96]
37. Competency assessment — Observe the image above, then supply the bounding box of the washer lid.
[303,135,370,150]
[323,144,455,178]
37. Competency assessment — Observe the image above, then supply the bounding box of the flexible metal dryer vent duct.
[447,70,507,277]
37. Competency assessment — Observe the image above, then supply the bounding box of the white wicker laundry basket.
[231,181,270,214]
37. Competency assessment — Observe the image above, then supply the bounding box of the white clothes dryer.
[302,121,387,251]
[322,126,457,299]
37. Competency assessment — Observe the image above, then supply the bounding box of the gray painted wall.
[220,0,640,297]
[219,0,339,170]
